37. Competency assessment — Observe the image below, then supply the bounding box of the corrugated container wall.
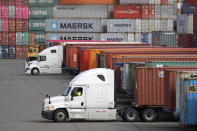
[46,33,100,41]
[177,14,193,34]
[194,9,197,33]
[16,32,23,45]
[100,33,128,42]
[29,0,59,6]
[107,19,134,32]
[178,34,194,48]
[53,5,108,19]
[59,0,116,5]
[35,31,45,44]
[145,61,197,67]
[2,45,9,58]
[8,45,16,59]
[9,5,15,18]
[29,19,45,31]
[9,19,16,32]
[29,7,53,18]
[22,32,29,45]
[45,19,101,32]
[180,78,197,126]
[29,32,36,45]
[182,1,197,14]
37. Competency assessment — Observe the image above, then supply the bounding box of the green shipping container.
[145,61,197,67]
[35,31,46,44]
[29,19,46,31]
[29,7,53,18]
[29,0,59,7]
[22,32,29,45]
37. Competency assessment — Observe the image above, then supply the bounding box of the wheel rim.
[56,112,65,121]
[127,111,136,120]
[144,111,153,120]
[33,69,38,75]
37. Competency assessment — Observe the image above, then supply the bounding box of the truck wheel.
[124,108,139,122]
[53,109,68,122]
[31,68,39,75]
[142,109,157,122]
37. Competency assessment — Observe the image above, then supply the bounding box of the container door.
[69,86,88,119]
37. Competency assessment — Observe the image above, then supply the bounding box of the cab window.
[38,56,46,61]
[72,87,83,97]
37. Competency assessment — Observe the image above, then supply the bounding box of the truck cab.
[25,45,63,75]
[41,68,117,122]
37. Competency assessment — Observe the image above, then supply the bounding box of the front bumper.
[24,68,31,74]
[41,111,54,120]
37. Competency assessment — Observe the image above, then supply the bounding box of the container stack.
[177,0,197,47]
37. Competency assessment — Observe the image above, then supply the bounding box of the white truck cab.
[25,46,63,75]
[41,68,117,122]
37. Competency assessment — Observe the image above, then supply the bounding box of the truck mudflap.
[41,111,54,120]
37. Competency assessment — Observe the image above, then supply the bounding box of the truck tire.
[53,109,68,122]
[142,109,157,122]
[124,108,139,122]
[31,68,39,75]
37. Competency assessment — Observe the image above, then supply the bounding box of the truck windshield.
[64,86,71,96]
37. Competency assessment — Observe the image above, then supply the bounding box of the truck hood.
[44,95,65,104]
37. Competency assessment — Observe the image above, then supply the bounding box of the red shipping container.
[2,0,8,4]
[15,6,23,19]
[22,45,28,58]
[1,5,9,19]
[186,0,197,6]
[2,32,8,45]
[0,33,2,45]
[8,0,16,5]
[29,32,36,45]
[2,19,9,32]
[8,32,16,45]
[8,19,16,32]
[113,5,142,19]
[148,5,155,18]
[16,0,23,5]
[39,45,47,53]
[194,9,197,33]
[16,19,23,32]
[178,34,194,48]
[16,45,22,59]
[22,6,29,19]
[161,0,168,4]
[22,19,29,32]
[141,5,149,19]
[0,5,2,19]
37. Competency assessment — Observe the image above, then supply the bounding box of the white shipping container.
[107,5,114,19]
[148,19,155,32]
[177,14,193,34]
[134,19,141,33]
[128,33,135,42]
[46,33,100,41]
[107,19,135,33]
[155,5,161,19]
[154,19,161,31]
[100,33,128,42]
[9,5,15,18]
[160,19,167,31]
[148,33,152,44]
[16,32,23,45]
[141,19,149,32]
[168,0,177,5]
[135,33,142,42]
[167,19,174,31]
[53,5,107,19]
[161,5,168,19]
[45,19,101,32]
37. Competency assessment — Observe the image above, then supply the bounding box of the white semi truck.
[41,68,158,122]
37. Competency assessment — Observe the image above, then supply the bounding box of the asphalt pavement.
[0,59,196,131]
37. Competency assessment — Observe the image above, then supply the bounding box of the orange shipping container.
[59,0,115,4]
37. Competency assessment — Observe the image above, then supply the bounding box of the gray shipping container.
[45,19,101,32]
[100,33,128,42]
[16,32,23,45]
[29,7,53,18]
[159,32,177,47]
[46,33,100,41]
[53,5,107,19]
[29,0,59,7]
[107,19,135,33]
[9,5,15,18]
[119,0,148,4]
[101,19,107,33]
[177,14,193,34]
[107,5,114,19]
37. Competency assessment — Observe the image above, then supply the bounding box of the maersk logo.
[50,21,58,31]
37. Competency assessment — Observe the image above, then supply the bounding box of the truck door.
[69,86,87,119]
[38,55,49,73]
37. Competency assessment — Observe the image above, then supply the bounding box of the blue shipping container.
[9,46,16,59]
[142,33,148,44]
[180,78,197,126]
[0,46,2,59]
[194,34,197,48]
[2,46,9,59]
